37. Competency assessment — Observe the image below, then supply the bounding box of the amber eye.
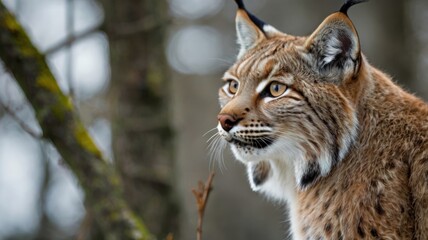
[269,82,287,97]
[227,80,239,95]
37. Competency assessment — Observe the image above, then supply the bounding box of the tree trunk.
[99,0,178,238]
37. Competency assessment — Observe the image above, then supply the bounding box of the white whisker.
[203,127,218,137]
[206,129,228,173]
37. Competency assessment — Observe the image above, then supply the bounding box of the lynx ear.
[234,0,281,58]
[305,1,366,80]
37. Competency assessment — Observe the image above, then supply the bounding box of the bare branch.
[112,17,170,37]
[44,17,170,57]
[44,24,101,55]
[65,0,75,98]
[0,101,42,138]
[165,233,174,240]
[192,172,215,240]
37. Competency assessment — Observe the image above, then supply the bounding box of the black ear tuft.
[234,0,267,32]
[247,12,268,32]
[233,0,283,58]
[234,0,245,10]
[339,0,368,15]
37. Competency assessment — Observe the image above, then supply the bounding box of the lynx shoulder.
[215,0,428,239]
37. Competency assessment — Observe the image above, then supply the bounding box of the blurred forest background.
[0,0,427,240]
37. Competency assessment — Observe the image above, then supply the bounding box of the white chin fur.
[230,144,265,163]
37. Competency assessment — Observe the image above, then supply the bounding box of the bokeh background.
[0,0,427,239]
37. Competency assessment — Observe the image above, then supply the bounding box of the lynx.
[215,0,428,239]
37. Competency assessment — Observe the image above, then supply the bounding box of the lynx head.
[216,0,367,189]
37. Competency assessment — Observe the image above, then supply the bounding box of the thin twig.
[14,0,21,14]
[192,172,215,240]
[44,24,101,55]
[66,0,75,98]
[44,18,169,56]
[0,101,42,138]
[165,233,174,240]
[112,17,169,37]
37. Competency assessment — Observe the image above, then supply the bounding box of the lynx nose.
[218,114,241,132]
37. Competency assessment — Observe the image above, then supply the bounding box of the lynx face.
[217,1,361,189]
